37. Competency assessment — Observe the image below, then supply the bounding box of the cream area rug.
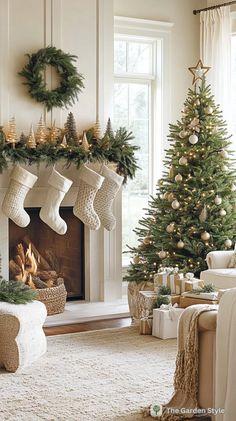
[0,327,177,421]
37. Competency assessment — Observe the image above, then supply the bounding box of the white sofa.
[200,250,236,289]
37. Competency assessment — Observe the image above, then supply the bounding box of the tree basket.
[36,278,67,316]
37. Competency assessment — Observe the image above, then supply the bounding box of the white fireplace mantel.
[0,163,122,302]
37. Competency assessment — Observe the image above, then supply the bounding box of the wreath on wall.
[19,46,84,111]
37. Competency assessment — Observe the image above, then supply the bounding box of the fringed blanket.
[153,304,218,420]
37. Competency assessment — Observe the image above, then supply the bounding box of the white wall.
[0,0,113,134]
[114,0,207,123]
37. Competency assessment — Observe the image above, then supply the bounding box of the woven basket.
[37,278,67,316]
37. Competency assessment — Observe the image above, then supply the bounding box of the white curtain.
[200,6,232,130]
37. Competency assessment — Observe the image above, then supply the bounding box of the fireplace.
[9,207,85,300]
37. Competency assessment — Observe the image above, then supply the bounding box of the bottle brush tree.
[124,61,236,283]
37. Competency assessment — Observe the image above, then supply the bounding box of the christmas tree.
[64,112,78,144]
[125,60,236,283]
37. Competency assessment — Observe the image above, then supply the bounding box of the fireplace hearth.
[9,207,85,300]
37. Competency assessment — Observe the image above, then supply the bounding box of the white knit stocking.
[73,164,104,230]
[39,168,73,235]
[2,165,38,227]
[94,165,123,231]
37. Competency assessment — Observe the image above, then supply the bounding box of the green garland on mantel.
[0,125,139,184]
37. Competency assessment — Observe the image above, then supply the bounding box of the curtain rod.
[193,1,236,15]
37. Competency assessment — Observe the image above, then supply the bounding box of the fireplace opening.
[9,207,85,300]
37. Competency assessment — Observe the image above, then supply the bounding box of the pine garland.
[0,126,139,184]
[19,46,84,111]
[0,279,38,304]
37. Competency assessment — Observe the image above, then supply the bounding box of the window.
[114,37,154,266]
[231,33,236,142]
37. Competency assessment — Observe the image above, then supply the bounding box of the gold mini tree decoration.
[49,120,58,144]
[80,131,89,151]
[7,117,18,148]
[60,135,68,148]
[36,115,47,144]
[93,119,102,141]
[27,124,36,148]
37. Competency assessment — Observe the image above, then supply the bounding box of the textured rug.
[0,327,177,421]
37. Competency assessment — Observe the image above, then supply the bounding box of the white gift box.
[152,307,185,339]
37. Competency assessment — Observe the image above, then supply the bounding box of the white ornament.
[179,156,188,166]
[189,134,198,145]
[171,199,180,210]
[166,222,175,233]
[220,149,228,159]
[201,231,210,241]
[158,250,167,259]
[175,173,183,182]
[231,184,236,192]
[225,239,232,248]
[177,240,185,249]
[205,106,213,114]
[219,209,226,217]
[214,195,222,205]
[222,165,228,171]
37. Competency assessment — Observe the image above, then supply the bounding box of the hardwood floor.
[44,317,132,336]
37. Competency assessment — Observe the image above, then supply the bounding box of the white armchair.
[200,250,236,289]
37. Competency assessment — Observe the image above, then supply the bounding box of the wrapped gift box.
[170,295,180,306]
[182,278,205,293]
[152,307,185,339]
[138,291,157,319]
[154,272,183,294]
[182,291,218,300]
[180,296,218,308]
[139,316,153,335]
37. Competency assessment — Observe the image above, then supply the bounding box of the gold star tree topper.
[188,59,210,84]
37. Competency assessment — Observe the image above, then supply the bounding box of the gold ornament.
[179,156,188,166]
[175,173,183,183]
[60,135,68,148]
[93,120,102,140]
[179,130,188,139]
[219,149,228,159]
[214,195,222,205]
[133,255,140,264]
[201,231,210,241]
[158,250,167,259]
[36,115,47,144]
[49,120,58,143]
[7,116,17,147]
[166,222,175,233]
[163,192,169,200]
[167,192,175,202]
[26,124,36,148]
[171,199,180,210]
[188,59,210,85]
[205,106,213,115]
[143,236,151,245]
[177,240,185,249]
[225,239,232,248]
[189,134,198,145]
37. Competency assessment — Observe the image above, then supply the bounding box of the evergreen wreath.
[19,46,84,111]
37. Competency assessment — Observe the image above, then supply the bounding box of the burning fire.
[15,243,38,288]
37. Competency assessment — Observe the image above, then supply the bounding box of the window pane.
[114,82,150,266]
[114,40,127,73]
[127,42,152,74]
[231,35,236,144]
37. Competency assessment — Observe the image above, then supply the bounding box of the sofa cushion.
[200,269,236,289]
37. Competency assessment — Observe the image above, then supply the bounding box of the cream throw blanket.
[159,304,218,421]
[215,288,236,421]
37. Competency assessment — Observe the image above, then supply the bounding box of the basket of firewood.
[9,237,67,316]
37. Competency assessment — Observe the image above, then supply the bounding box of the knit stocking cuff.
[11,165,38,189]
[101,165,124,187]
[48,168,73,193]
[78,164,104,189]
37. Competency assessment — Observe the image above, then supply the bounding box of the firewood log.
[37,270,57,281]
[32,277,48,289]
[16,243,25,265]
[9,259,21,276]
[22,236,51,271]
